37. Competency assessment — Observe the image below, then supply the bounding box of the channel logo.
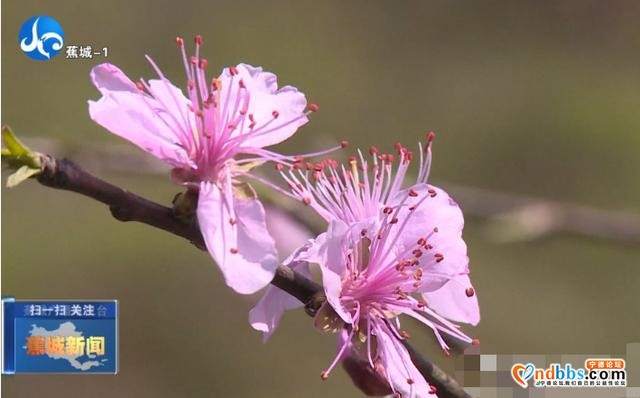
[18,15,65,61]
[2,298,118,374]
[511,359,626,388]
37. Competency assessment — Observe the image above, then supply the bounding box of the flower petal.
[422,274,480,326]
[374,323,431,397]
[249,244,312,342]
[219,63,308,149]
[306,220,353,323]
[197,181,278,294]
[389,184,469,292]
[88,63,192,168]
[146,78,195,141]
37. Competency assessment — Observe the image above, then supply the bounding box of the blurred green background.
[2,0,639,396]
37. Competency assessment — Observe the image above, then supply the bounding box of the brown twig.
[29,154,469,397]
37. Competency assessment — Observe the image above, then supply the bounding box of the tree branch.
[27,154,468,397]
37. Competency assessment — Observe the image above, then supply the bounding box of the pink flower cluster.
[89,35,479,397]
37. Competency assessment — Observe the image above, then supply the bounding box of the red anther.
[198,59,208,69]
[238,79,245,89]
[312,171,322,180]
[390,217,398,224]
[414,268,423,279]
[433,227,439,233]
[196,110,204,118]
[465,287,475,297]
[383,207,393,214]
[275,163,285,171]
[360,228,367,237]
[408,206,416,211]
[188,80,195,90]
[406,150,413,161]
[407,378,414,385]
[229,65,239,76]
[135,81,144,91]
[294,155,304,163]
[308,103,319,112]
[230,248,239,254]
[320,370,329,380]
[412,249,423,258]
[417,238,426,246]
[434,253,444,263]
[379,153,387,162]
[442,349,451,357]
[347,155,356,164]
[194,34,203,45]
[272,110,280,118]
[410,258,419,266]
[340,140,349,148]
[400,330,410,339]
[429,385,438,394]
[306,162,314,171]
[425,243,433,250]
[249,122,256,129]
[369,145,378,155]
[408,189,418,197]
[427,130,436,143]
[190,56,197,65]
[314,163,324,172]
[248,114,255,122]
[417,298,427,308]
[239,107,247,115]
[394,142,402,152]
[387,154,395,163]
[229,218,236,225]
[175,37,184,46]
[472,338,480,346]
[302,197,311,205]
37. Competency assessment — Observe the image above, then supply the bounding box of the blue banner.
[2,298,118,374]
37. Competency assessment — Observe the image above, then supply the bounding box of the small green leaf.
[3,126,28,154]
[6,165,41,188]
[1,126,42,169]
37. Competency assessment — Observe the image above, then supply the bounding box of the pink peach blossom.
[88,35,333,294]
[251,137,479,396]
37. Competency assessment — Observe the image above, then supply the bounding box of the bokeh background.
[2,1,639,397]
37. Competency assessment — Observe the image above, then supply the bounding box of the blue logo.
[3,298,118,374]
[18,16,65,61]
